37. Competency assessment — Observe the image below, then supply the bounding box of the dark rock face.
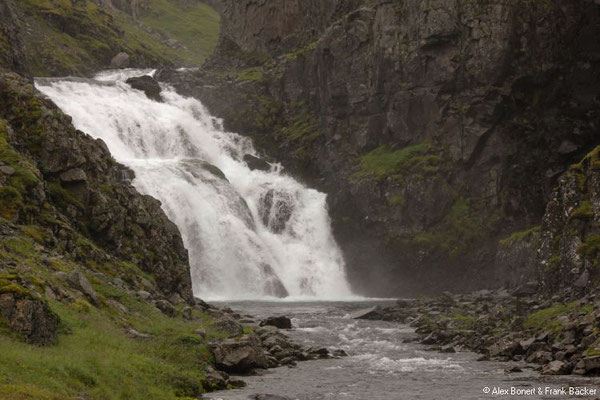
[0,71,193,303]
[537,147,600,295]
[0,0,27,75]
[163,0,600,296]
[258,189,293,234]
[243,154,270,171]
[259,316,292,330]
[0,293,59,346]
[126,75,163,102]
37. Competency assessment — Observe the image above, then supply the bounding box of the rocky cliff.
[161,0,600,296]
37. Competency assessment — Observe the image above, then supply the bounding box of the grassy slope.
[0,229,224,400]
[17,0,220,76]
[140,0,220,66]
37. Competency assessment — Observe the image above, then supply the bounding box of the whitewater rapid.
[35,69,354,301]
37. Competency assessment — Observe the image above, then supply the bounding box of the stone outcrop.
[0,292,59,346]
[538,146,600,295]
[0,71,193,302]
[161,0,600,296]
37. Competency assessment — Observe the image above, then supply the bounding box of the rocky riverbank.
[203,305,348,391]
[358,289,600,377]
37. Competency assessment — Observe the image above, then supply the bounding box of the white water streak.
[35,69,353,300]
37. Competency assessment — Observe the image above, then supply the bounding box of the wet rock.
[211,334,268,373]
[258,190,294,234]
[582,356,600,374]
[0,293,59,345]
[243,154,271,171]
[251,395,293,400]
[351,306,383,320]
[67,270,99,305]
[110,52,130,68]
[542,360,569,375]
[126,75,163,102]
[154,299,175,317]
[260,316,292,330]
[332,349,348,357]
[211,316,244,338]
[441,345,456,353]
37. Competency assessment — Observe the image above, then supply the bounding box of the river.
[207,301,599,400]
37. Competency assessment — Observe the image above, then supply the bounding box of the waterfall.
[35,69,354,300]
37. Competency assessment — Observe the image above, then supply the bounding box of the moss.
[0,278,33,298]
[388,195,406,207]
[284,40,318,61]
[282,103,322,143]
[451,313,476,330]
[411,197,490,256]
[353,141,443,182]
[578,233,600,258]
[0,186,22,220]
[570,200,594,220]
[499,226,540,248]
[236,67,264,82]
[47,182,84,210]
[523,302,592,335]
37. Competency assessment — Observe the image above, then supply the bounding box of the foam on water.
[35,69,354,300]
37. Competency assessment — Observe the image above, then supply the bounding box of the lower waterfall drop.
[36,69,354,300]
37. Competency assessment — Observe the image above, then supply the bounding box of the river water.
[207,301,600,400]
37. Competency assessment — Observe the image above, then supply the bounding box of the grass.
[570,200,594,220]
[353,142,443,182]
[523,302,594,336]
[15,0,220,76]
[0,301,215,400]
[140,0,220,66]
[499,226,540,248]
[0,228,225,399]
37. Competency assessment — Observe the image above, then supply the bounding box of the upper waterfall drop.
[35,69,354,300]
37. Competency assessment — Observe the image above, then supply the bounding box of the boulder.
[541,360,569,375]
[351,306,383,320]
[67,270,99,305]
[260,316,292,330]
[154,299,175,317]
[211,316,244,337]
[125,75,163,102]
[110,52,130,68]
[0,165,16,175]
[211,334,268,373]
[59,168,87,183]
[244,154,271,171]
[582,356,600,373]
[0,293,59,345]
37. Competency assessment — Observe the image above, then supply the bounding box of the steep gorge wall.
[165,0,600,296]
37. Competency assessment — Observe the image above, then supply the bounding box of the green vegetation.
[411,197,490,256]
[0,229,222,400]
[450,313,477,330]
[570,200,594,220]
[578,233,600,258]
[284,41,318,61]
[16,0,220,76]
[523,302,594,336]
[353,142,444,182]
[236,66,264,82]
[139,0,220,66]
[499,226,540,248]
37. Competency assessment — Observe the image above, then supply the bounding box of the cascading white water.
[35,69,355,300]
